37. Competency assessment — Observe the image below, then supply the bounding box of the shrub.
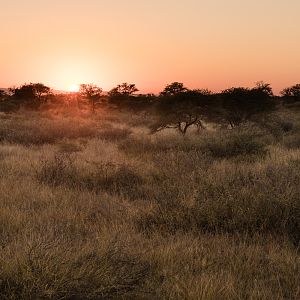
[283,134,300,149]
[0,117,97,146]
[137,160,300,244]
[36,155,144,199]
[0,237,149,299]
[97,127,132,142]
[205,133,268,160]
[36,154,75,186]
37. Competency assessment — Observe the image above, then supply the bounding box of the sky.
[0,0,299,93]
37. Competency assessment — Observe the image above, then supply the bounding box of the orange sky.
[0,0,299,94]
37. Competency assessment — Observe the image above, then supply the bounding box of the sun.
[69,84,80,92]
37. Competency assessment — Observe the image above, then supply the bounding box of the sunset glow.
[69,84,80,93]
[1,0,300,93]
[2,1,300,297]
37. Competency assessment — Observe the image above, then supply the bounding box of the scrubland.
[1,105,300,299]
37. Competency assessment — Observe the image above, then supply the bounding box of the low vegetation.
[1,82,300,299]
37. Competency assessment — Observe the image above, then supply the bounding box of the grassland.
[1,105,300,299]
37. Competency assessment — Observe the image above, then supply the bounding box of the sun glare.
[69,84,80,92]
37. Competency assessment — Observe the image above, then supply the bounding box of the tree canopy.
[281,84,300,101]
[220,83,275,127]
[79,84,103,113]
[160,82,188,96]
[108,83,139,97]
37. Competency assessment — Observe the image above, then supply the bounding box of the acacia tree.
[33,83,51,101]
[151,84,216,135]
[281,84,300,101]
[220,82,275,128]
[79,84,103,113]
[255,81,273,97]
[108,83,139,109]
[9,83,51,109]
[160,82,188,96]
[108,83,138,97]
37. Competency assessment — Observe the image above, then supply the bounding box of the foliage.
[79,84,103,113]
[8,83,52,110]
[205,133,268,159]
[0,89,7,100]
[160,82,188,96]
[281,83,300,102]
[220,82,275,127]
[108,83,138,97]
[107,83,155,112]
[151,84,218,135]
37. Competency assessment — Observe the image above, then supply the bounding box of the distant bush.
[97,127,132,142]
[259,115,296,139]
[36,155,144,199]
[0,100,19,113]
[205,133,268,160]
[120,136,202,155]
[220,83,275,127]
[281,83,300,102]
[8,83,52,110]
[152,85,219,135]
[0,116,97,145]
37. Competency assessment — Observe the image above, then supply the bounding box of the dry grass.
[1,108,300,299]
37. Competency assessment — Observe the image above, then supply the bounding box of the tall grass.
[1,109,300,299]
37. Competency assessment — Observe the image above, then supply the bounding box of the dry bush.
[140,234,300,300]
[259,111,299,140]
[0,235,149,300]
[97,127,132,142]
[120,135,204,156]
[36,154,145,199]
[283,134,300,149]
[137,159,300,244]
[57,141,83,153]
[0,114,98,145]
[120,128,269,162]
[203,132,268,160]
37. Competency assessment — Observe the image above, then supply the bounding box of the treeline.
[1,81,300,134]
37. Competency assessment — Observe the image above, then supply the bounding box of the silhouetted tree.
[33,83,51,101]
[160,82,188,96]
[151,87,218,135]
[220,83,275,127]
[108,83,138,97]
[79,84,103,113]
[108,83,139,109]
[255,81,273,97]
[0,89,7,100]
[281,84,300,102]
[9,83,52,109]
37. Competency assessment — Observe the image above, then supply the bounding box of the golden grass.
[1,109,300,299]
